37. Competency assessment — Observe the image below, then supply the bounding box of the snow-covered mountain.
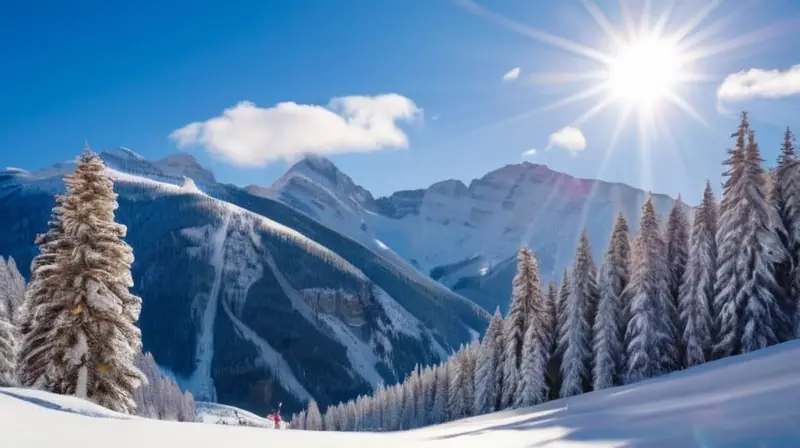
[5,340,800,446]
[256,155,681,312]
[0,150,489,416]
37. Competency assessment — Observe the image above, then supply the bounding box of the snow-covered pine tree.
[551,269,570,398]
[772,127,800,340]
[447,345,470,420]
[0,257,23,386]
[557,269,570,340]
[546,281,557,352]
[16,191,74,389]
[371,383,386,430]
[293,410,307,430]
[501,246,538,408]
[462,342,478,416]
[714,118,788,357]
[0,295,15,386]
[432,362,448,424]
[18,151,146,413]
[305,399,323,430]
[473,309,502,415]
[389,383,403,430]
[559,231,596,397]
[740,130,787,352]
[323,408,336,431]
[664,196,690,338]
[713,113,751,358]
[0,257,25,326]
[592,213,631,390]
[624,196,678,384]
[679,181,718,367]
[133,352,196,422]
[419,367,435,427]
[402,368,419,428]
[513,252,551,408]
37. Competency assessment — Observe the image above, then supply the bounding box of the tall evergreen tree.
[773,127,800,339]
[559,231,596,397]
[447,346,470,421]
[305,399,323,430]
[431,362,449,424]
[16,192,74,388]
[0,257,25,326]
[593,214,630,390]
[513,254,552,408]
[664,196,690,338]
[624,197,678,384]
[713,113,752,358]
[0,297,15,386]
[17,150,145,413]
[474,309,503,415]
[551,269,570,399]
[501,246,538,409]
[292,410,307,430]
[546,281,558,351]
[0,257,24,386]
[556,269,570,349]
[714,118,788,357]
[679,182,718,367]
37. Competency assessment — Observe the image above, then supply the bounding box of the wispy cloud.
[170,94,422,167]
[503,67,521,82]
[549,126,586,155]
[522,148,538,156]
[717,64,800,102]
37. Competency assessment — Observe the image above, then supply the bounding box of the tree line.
[290,112,800,431]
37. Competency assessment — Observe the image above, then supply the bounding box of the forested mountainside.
[0,150,489,415]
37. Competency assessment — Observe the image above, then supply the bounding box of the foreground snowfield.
[4,341,800,447]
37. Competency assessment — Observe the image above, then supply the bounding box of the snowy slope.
[196,401,287,428]
[5,341,800,447]
[263,156,684,312]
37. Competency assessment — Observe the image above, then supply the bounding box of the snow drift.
[4,340,800,447]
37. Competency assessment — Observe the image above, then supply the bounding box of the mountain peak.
[154,152,216,185]
[277,154,360,195]
[289,154,343,185]
[103,146,146,161]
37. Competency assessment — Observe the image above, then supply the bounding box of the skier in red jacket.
[269,402,283,428]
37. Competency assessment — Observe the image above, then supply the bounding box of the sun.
[606,36,683,111]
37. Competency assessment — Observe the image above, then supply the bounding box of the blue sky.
[1,0,799,203]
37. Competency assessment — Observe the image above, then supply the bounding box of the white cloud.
[717,64,800,102]
[522,148,538,156]
[170,94,422,167]
[502,67,521,82]
[549,126,586,155]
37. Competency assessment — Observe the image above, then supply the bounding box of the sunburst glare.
[453,0,789,143]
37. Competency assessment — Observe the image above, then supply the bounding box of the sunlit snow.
[4,340,800,446]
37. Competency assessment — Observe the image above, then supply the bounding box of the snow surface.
[5,341,800,446]
[196,401,287,428]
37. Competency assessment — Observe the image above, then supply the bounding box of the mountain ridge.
[259,153,684,312]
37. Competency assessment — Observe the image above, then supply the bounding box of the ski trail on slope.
[188,212,231,402]
[221,300,312,402]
